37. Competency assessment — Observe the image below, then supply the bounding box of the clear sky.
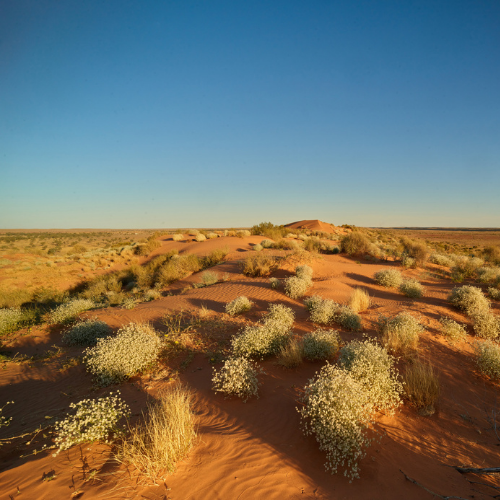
[1,0,499,229]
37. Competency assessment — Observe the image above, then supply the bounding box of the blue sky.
[1,0,499,228]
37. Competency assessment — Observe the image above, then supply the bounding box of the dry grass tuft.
[240,253,279,277]
[348,288,370,313]
[276,338,303,368]
[118,385,196,481]
[403,359,440,415]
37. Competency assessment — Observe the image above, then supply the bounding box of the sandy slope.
[1,235,499,499]
[284,220,341,234]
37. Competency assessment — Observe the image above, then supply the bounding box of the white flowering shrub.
[62,318,111,346]
[260,239,274,248]
[477,267,500,284]
[439,317,467,344]
[0,308,24,335]
[284,276,312,299]
[401,254,416,269]
[374,269,403,288]
[296,265,313,280]
[49,299,95,325]
[207,232,219,239]
[339,340,402,413]
[231,304,294,359]
[448,285,490,317]
[201,270,219,286]
[489,287,500,301]
[172,233,183,241]
[54,392,130,453]
[378,312,423,354]
[195,233,206,242]
[429,253,454,267]
[226,296,253,316]
[270,277,280,289]
[472,312,500,340]
[337,306,362,331]
[399,279,425,299]
[212,357,264,402]
[303,329,339,360]
[84,323,162,386]
[122,297,137,310]
[298,365,373,480]
[253,243,263,251]
[304,296,339,325]
[476,341,500,380]
[143,289,161,302]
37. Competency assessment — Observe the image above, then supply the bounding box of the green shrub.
[374,269,403,288]
[298,365,373,480]
[54,392,130,453]
[49,299,96,325]
[475,340,500,380]
[202,247,229,267]
[340,232,370,256]
[270,277,280,289]
[339,340,403,412]
[377,312,423,354]
[84,323,162,386]
[240,253,279,277]
[439,317,467,344]
[143,289,161,302]
[212,357,264,401]
[296,265,313,280]
[472,312,500,340]
[303,329,339,360]
[337,306,362,331]
[226,296,253,316]
[399,279,425,299]
[62,318,111,346]
[448,285,490,317]
[200,270,219,286]
[231,304,294,359]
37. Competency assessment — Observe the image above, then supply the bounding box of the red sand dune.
[1,234,499,499]
[285,219,340,234]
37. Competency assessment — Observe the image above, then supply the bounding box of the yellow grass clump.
[403,359,440,415]
[348,288,370,313]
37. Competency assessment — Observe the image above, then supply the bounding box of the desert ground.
[1,221,500,499]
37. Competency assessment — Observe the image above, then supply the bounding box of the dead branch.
[400,470,469,500]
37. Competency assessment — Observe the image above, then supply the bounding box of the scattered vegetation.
[438,317,467,344]
[348,288,370,313]
[276,337,303,368]
[472,311,500,340]
[225,296,253,316]
[240,253,279,277]
[399,278,425,299]
[475,340,500,380]
[448,285,490,317]
[340,232,370,256]
[337,306,362,331]
[403,359,440,415]
[305,295,339,325]
[49,299,96,325]
[303,329,339,360]
[62,318,112,346]
[212,357,264,401]
[377,312,423,354]
[374,269,403,288]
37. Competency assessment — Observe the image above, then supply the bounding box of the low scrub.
[54,392,130,454]
[374,269,403,288]
[226,296,253,316]
[438,317,467,344]
[400,238,429,267]
[240,253,279,277]
[284,276,311,299]
[303,329,339,360]
[399,279,425,299]
[195,233,206,242]
[403,359,440,415]
[0,307,36,336]
[337,306,362,331]
[304,295,339,325]
[172,233,184,242]
[62,318,111,346]
[475,340,500,380]
[448,285,490,317]
[231,304,294,359]
[377,312,423,354]
[84,323,162,386]
[339,340,403,413]
[260,239,275,248]
[270,277,280,289]
[348,288,370,313]
[277,337,303,368]
[472,311,500,340]
[477,267,500,284]
[340,232,370,256]
[488,287,500,301]
[49,299,95,325]
[118,386,196,481]
[200,270,219,286]
[429,253,454,267]
[212,357,264,401]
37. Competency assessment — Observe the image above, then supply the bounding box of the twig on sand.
[450,466,500,474]
[400,470,468,500]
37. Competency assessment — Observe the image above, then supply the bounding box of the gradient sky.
[1,0,499,229]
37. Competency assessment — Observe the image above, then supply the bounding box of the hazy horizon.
[2,1,499,229]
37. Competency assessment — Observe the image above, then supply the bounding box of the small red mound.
[285,219,338,233]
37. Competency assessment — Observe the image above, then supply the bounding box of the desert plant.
[303,329,339,360]
[172,233,183,242]
[0,307,28,335]
[212,357,264,401]
[305,295,339,325]
[298,365,373,480]
[472,311,500,340]
[143,289,161,302]
[195,233,206,242]
[403,359,440,415]
[284,276,312,299]
[260,239,274,248]
[296,265,313,280]
[253,243,263,251]
[475,340,500,380]
[438,317,467,344]
[374,269,403,288]
[429,253,454,267]
[240,253,279,277]
[49,299,96,325]
[448,285,490,317]
[277,337,303,368]
[118,385,196,480]
[401,253,416,269]
[122,297,137,310]
[477,267,500,284]
[337,306,362,331]
[339,340,403,412]
[340,232,370,256]
[54,392,130,453]
[236,229,251,238]
[202,247,229,267]
[399,278,425,299]
[377,312,423,354]
[270,277,280,289]
[348,288,370,313]
[483,246,500,266]
[200,270,219,286]
[226,296,253,316]
[62,318,112,346]
[488,287,500,301]
[84,323,162,386]
[207,232,219,239]
[0,401,14,428]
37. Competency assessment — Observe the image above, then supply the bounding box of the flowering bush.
[304,295,339,325]
[475,340,500,380]
[303,329,339,360]
[472,311,500,340]
[49,299,95,325]
[399,278,425,299]
[337,306,362,331]
[62,318,111,346]
[378,312,423,354]
[225,296,253,316]
[0,308,24,335]
[448,285,490,317]
[54,392,130,453]
[270,277,280,289]
[84,323,162,386]
[439,317,467,344]
[212,357,264,401]
[374,269,403,288]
